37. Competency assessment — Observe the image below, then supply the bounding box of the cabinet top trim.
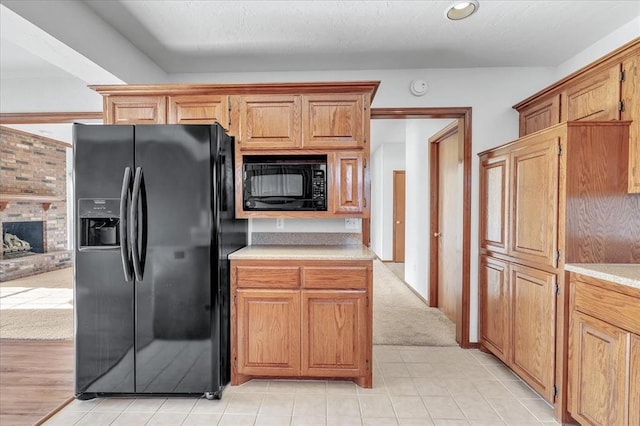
[90,81,380,100]
[512,37,639,111]
[477,120,631,157]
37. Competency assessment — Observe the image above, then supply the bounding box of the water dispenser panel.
[78,199,121,248]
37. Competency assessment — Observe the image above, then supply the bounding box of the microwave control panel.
[312,170,326,204]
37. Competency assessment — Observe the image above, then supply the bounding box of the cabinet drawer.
[236,266,300,288]
[303,266,368,289]
[574,279,640,335]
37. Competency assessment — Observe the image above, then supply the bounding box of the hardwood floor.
[0,339,74,426]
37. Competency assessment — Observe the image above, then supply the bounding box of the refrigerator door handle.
[130,166,144,281]
[119,167,133,282]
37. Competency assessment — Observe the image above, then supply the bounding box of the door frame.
[392,170,405,263]
[371,107,472,348]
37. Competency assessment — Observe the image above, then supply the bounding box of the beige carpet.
[0,267,73,340]
[373,259,457,346]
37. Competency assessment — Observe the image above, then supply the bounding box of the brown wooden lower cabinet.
[231,259,372,388]
[569,273,640,426]
[510,264,556,402]
[480,257,557,403]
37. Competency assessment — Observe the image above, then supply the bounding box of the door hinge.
[233,293,237,305]
[233,356,237,369]
[621,70,626,82]
[228,100,232,127]
[363,198,367,208]
[364,158,367,168]
[365,358,370,370]
[557,144,563,156]
[366,296,369,307]
[619,100,625,112]
[556,250,561,262]
[554,283,560,296]
[552,385,558,401]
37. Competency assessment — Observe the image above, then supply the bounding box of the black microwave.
[242,155,327,211]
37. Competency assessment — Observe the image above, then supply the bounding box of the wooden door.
[479,256,510,364]
[435,124,463,327]
[105,96,166,124]
[301,290,366,377]
[333,151,364,214]
[630,334,640,426]
[622,53,640,193]
[561,64,621,122]
[235,289,300,377]
[479,150,509,255]
[393,171,405,262]
[510,264,556,402]
[510,136,559,268]
[570,312,628,426]
[238,95,301,149]
[168,95,229,128]
[302,94,364,149]
[518,94,561,136]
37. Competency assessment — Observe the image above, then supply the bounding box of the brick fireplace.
[0,126,72,281]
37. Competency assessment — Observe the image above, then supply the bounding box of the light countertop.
[228,244,376,261]
[565,263,640,290]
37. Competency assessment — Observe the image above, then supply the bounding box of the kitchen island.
[565,263,640,426]
[229,245,375,388]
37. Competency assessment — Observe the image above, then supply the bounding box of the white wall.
[370,142,405,261]
[556,16,639,78]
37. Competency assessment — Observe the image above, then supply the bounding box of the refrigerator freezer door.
[74,124,135,395]
[133,125,215,393]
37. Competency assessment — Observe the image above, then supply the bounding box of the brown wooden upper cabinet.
[238,95,301,149]
[302,94,364,149]
[561,64,621,122]
[518,94,561,136]
[168,95,229,128]
[479,149,509,255]
[333,151,365,214]
[514,39,639,193]
[105,96,167,124]
[622,53,640,193]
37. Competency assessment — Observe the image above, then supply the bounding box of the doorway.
[371,107,472,348]
[429,120,464,342]
[392,170,406,263]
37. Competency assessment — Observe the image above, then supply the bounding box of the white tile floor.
[0,286,73,310]
[44,346,559,426]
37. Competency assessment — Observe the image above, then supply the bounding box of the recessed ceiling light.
[446,0,479,20]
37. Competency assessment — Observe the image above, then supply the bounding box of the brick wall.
[0,126,71,280]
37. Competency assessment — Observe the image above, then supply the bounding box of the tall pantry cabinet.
[479,121,640,420]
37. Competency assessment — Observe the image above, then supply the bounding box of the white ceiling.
[0,0,639,145]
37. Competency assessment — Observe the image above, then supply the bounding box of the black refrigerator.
[73,123,246,400]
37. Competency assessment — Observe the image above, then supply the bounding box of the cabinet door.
[301,290,367,377]
[333,152,365,214]
[510,136,559,267]
[479,256,510,363]
[238,95,301,149]
[167,95,229,128]
[630,334,640,426]
[302,94,364,149]
[570,312,628,426]
[622,54,640,193]
[105,96,166,124]
[235,289,300,376]
[510,264,556,402]
[518,94,561,136]
[479,151,509,254]
[561,64,621,122]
